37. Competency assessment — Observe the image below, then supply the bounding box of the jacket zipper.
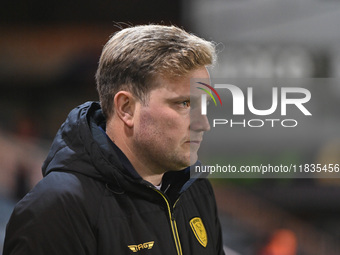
[154,189,183,255]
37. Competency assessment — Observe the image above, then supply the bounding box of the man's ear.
[113,91,136,128]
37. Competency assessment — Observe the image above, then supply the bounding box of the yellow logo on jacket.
[128,241,154,252]
[190,217,208,247]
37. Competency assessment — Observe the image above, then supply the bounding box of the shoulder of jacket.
[181,178,215,201]
[15,171,106,221]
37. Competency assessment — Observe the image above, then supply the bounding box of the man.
[4,24,225,255]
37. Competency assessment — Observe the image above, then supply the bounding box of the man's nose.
[190,112,210,132]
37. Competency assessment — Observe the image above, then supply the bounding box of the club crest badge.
[190,217,208,247]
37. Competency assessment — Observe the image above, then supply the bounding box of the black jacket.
[3,102,225,255]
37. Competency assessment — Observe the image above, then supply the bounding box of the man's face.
[132,67,210,173]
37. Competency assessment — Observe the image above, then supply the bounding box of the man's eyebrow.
[168,95,191,101]
[190,94,212,101]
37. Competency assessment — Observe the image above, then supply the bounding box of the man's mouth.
[187,140,202,145]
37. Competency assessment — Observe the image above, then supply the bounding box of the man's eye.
[181,101,190,108]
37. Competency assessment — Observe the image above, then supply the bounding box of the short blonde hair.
[95,24,216,119]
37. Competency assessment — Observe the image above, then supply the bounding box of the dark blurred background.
[1,1,340,254]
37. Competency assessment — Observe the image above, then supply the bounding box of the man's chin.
[190,153,198,166]
[169,152,197,171]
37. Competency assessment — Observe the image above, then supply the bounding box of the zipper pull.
[163,183,171,193]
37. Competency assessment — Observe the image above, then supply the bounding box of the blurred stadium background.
[1,0,340,254]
